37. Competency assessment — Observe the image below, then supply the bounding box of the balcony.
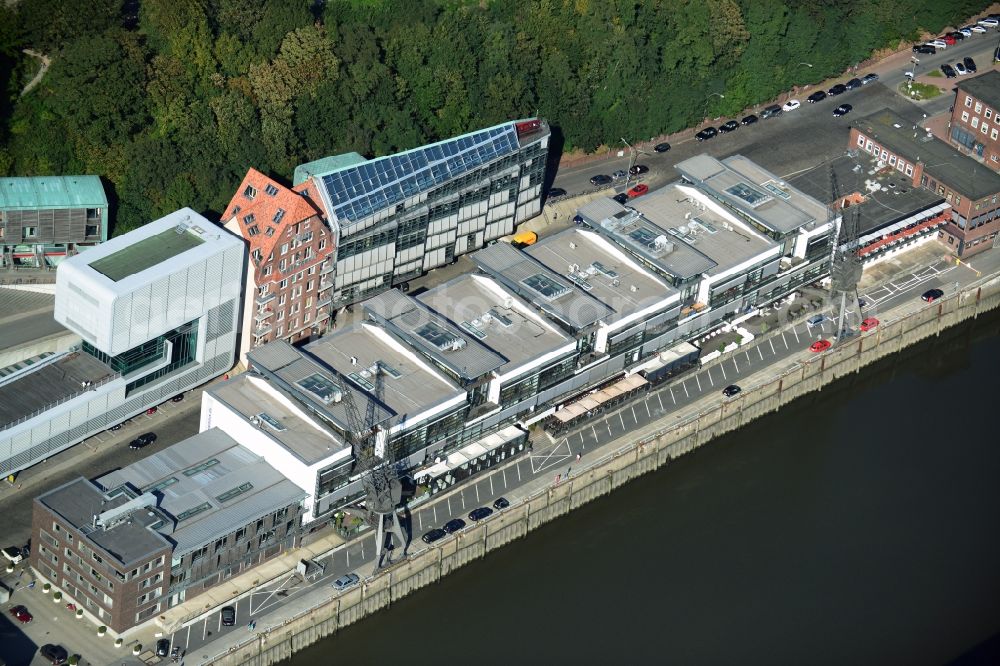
[255,292,276,306]
[254,308,275,323]
[318,279,333,292]
[320,262,334,275]
[254,323,273,337]
[317,296,332,309]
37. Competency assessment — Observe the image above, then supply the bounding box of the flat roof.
[90,226,205,282]
[362,289,505,381]
[417,274,575,376]
[292,152,367,186]
[0,351,116,429]
[576,200,717,280]
[524,228,677,325]
[248,341,393,434]
[788,153,946,236]
[956,70,1000,113]
[207,374,350,466]
[675,154,827,234]
[0,175,107,210]
[306,322,465,421]
[471,241,613,331]
[851,108,1000,200]
[96,427,306,558]
[0,287,64,354]
[628,183,779,275]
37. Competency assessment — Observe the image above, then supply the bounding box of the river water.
[290,310,1000,666]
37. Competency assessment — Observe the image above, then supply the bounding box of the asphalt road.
[550,31,1000,198]
[171,247,1000,660]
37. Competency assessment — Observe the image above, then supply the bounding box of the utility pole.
[621,138,636,190]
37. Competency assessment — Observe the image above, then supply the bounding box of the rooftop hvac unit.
[481,313,493,324]
[685,212,692,220]
[569,242,577,249]
[630,285,639,292]
[677,225,689,235]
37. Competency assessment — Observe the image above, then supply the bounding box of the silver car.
[332,573,360,591]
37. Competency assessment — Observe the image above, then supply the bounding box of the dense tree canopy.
[0,0,988,232]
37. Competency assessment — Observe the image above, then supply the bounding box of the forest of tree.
[0,0,988,233]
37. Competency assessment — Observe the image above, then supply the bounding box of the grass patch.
[899,81,942,100]
[926,69,943,78]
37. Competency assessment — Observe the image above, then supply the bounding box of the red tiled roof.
[223,168,324,266]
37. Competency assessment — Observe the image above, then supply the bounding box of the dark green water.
[290,310,1000,666]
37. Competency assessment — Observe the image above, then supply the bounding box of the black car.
[964,56,977,73]
[109,423,123,431]
[171,393,184,402]
[590,174,612,186]
[921,288,945,302]
[695,127,718,141]
[221,605,236,626]
[948,31,965,40]
[740,114,758,125]
[832,104,853,117]
[828,83,847,96]
[861,73,880,84]
[156,639,171,657]
[914,44,936,54]
[941,64,957,78]
[718,120,739,133]
[722,385,742,398]
[547,187,567,198]
[128,432,157,450]
[653,142,671,153]
[468,507,494,521]
[845,77,863,90]
[629,164,649,176]
[760,104,782,119]
[443,518,466,534]
[422,528,447,544]
[493,497,510,510]
[39,645,68,665]
[611,193,629,204]
[806,91,827,103]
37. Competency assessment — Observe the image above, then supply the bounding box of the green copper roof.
[0,175,108,210]
[293,152,367,185]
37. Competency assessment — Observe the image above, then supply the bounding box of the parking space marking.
[502,468,508,488]
[657,392,664,410]
[516,461,522,482]
[418,511,423,530]
[489,474,494,496]
[669,388,676,405]
[732,356,740,373]
[591,425,598,445]
[695,373,702,391]
[447,496,453,515]
[757,346,764,361]
[644,401,651,417]
[620,412,627,430]
[745,351,752,364]
[720,364,727,380]
[792,326,800,343]
[781,333,789,349]
[433,505,438,523]
[707,369,715,386]
[460,492,466,510]
[769,338,776,355]
[682,381,689,398]
[475,483,480,503]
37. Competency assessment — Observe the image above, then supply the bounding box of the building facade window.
[962,111,970,122]
[972,117,979,128]
[975,102,982,113]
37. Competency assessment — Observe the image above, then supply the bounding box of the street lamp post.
[621,138,636,189]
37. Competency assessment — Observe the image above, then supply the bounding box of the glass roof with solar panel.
[295,373,343,405]
[318,123,521,225]
[522,273,570,300]
[415,321,464,351]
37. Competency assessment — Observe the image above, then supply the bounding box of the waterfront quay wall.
[207,275,1000,666]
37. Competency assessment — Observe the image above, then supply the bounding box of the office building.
[949,70,1000,171]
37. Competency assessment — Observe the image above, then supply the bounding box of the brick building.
[850,109,1000,257]
[31,428,304,634]
[948,70,1000,171]
[223,169,335,363]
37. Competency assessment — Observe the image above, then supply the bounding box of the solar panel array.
[318,124,521,225]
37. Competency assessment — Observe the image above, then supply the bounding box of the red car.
[627,183,649,198]
[145,406,158,416]
[809,340,832,353]
[941,34,957,45]
[10,605,32,623]
[860,317,879,332]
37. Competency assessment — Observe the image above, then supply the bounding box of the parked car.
[914,44,936,54]
[833,104,853,117]
[547,187,567,197]
[156,639,171,657]
[695,127,718,141]
[928,39,947,49]
[828,83,847,96]
[590,174,612,186]
[845,77,863,89]
[221,606,236,626]
[10,605,32,623]
[109,423,124,431]
[941,34,956,45]
[422,528,447,544]
[39,645,68,665]
[493,497,510,510]
[171,393,184,403]
[958,27,973,37]
[719,120,740,133]
[954,61,968,75]
[970,24,987,33]
[653,142,671,153]
[760,104,783,119]
[941,64,957,78]
[964,56,977,73]
[611,169,627,181]
[332,573,360,591]
[627,184,649,198]
[129,432,157,450]
[860,317,879,332]
[468,507,494,521]
[612,192,629,204]
[443,518,466,534]
[921,288,944,302]
[782,99,801,112]
[977,17,999,27]
[948,31,965,41]
[741,114,758,125]
[145,406,157,416]
[861,73,880,84]
[2,545,24,563]
[629,164,649,176]
[806,91,827,103]
[807,314,826,326]
[809,340,832,353]
[722,385,742,398]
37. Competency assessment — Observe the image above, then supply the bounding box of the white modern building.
[0,208,244,477]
